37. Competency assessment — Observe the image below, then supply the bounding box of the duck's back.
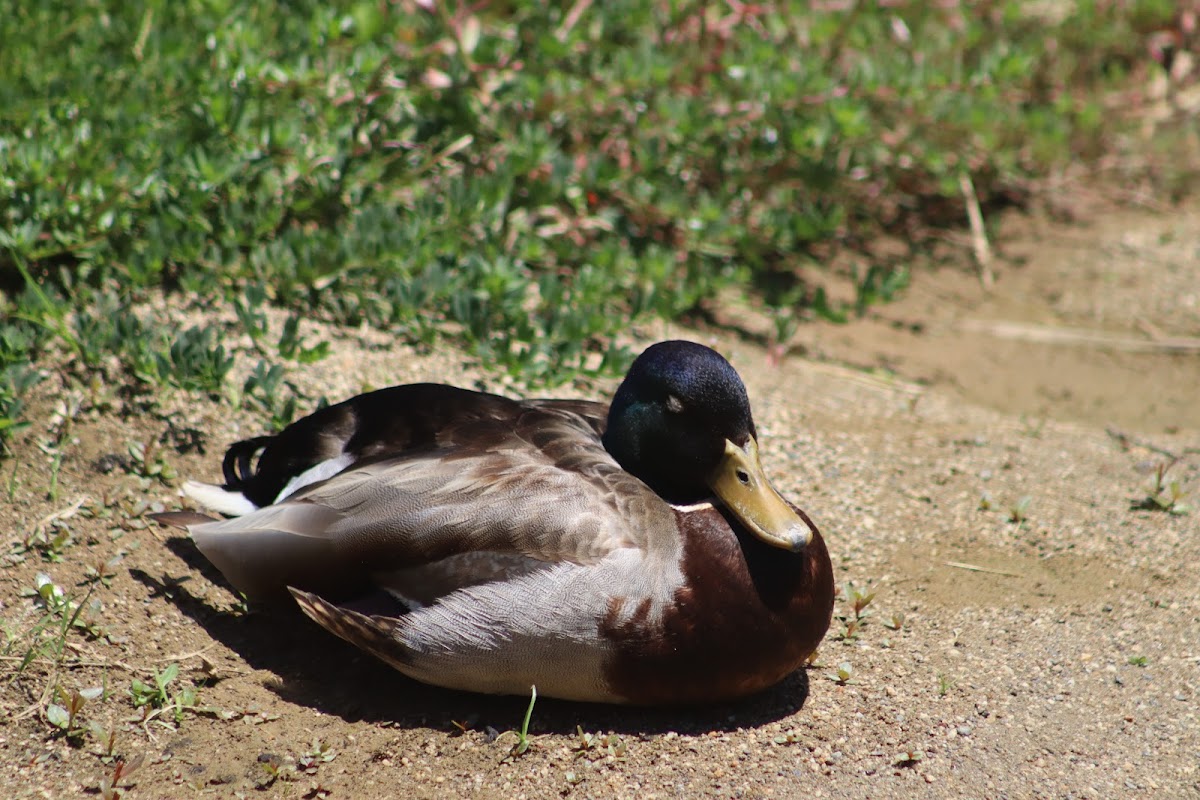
[219,384,607,510]
[177,385,664,604]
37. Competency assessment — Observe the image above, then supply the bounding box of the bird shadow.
[138,536,815,736]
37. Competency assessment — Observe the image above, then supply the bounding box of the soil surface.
[2,201,1198,799]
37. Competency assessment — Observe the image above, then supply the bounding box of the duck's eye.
[736,468,751,485]
[665,394,684,414]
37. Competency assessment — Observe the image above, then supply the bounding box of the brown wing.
[185,404,675,602]
[223,384,557,507]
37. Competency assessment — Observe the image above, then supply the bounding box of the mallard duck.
[154,340,833,705]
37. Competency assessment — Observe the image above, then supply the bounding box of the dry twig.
[960,319,1200,353]
[944,561,1019,577]
[959,172,994,291]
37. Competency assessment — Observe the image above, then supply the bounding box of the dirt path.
[2,202,1198,798]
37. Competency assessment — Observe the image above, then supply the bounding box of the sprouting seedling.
[98,753,144,800]
[883,611,906,631]
[1149,461,1169,496]
[130,663,179,710]
[84,552,124,587]
[505,685,537,759]
[1137,462,1191,515]
[17,522,73,563]
[937,673,955,696]
[88,720,119,760]
[849,585,875,619]
[572,727,627,760]
[46,685,103,738]
[894,749,924,767]
[1008,496,1032,524]
[829,662,853,685]
[130,662,198,725]
[837,583,876,640]
[297,737,336,774]
[254,754,293,789]
[47,449,63,502]
[126,439,178,484]
[6,461,18,503]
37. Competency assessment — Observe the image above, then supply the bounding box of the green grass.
[7,574,100,674]
[0,0,1189,448]
[129,662,201,726]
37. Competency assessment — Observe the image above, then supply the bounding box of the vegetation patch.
[1,1,1193,444]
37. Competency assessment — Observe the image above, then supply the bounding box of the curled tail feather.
[222,436,274,487]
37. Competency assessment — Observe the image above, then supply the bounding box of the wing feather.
[186,406,678,601]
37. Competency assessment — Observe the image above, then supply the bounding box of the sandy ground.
[1,200,1198,799]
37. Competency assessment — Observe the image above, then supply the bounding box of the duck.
[153,340,834,705]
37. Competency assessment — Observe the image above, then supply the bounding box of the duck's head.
[603,340,813,552]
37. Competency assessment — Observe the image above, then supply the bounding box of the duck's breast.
[600,505,834,705]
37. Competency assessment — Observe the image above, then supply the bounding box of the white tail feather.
[182,480,258,516]
[276,454,354,502]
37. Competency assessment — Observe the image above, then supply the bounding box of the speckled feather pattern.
[189,402,682,600]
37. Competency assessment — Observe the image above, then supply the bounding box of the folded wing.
[180,405,674,601]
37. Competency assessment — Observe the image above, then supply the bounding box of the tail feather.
[289,588,411,669]
[182,480,258,516]
[221,435,274,486]
[182,505,342,601]
[149,510,219,529]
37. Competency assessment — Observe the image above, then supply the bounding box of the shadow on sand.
[134,536,813,736]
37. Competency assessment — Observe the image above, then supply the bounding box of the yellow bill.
[707,437,813,551]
